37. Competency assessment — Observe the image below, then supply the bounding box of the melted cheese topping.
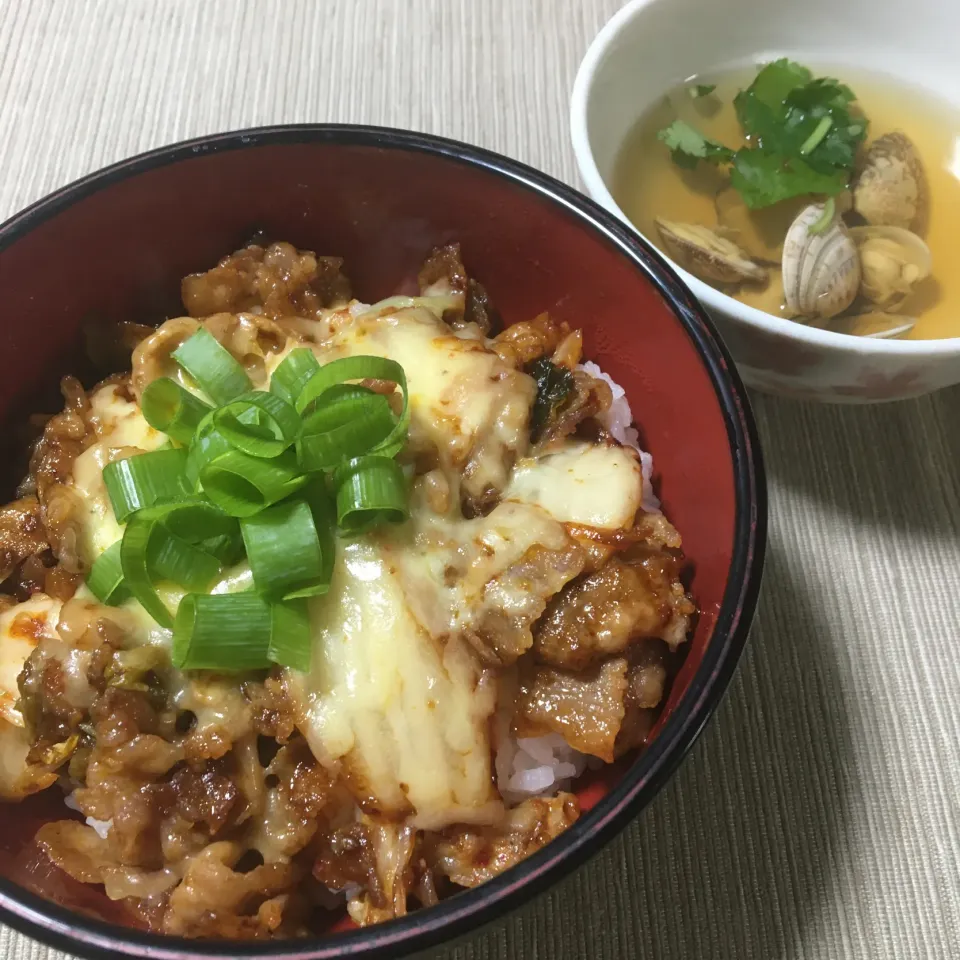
[308,306,535,497]
[52,303,646,830]
[505,442,643,529]
[292,539,502,830]
[72,384,166,565]
[0,594,61,726]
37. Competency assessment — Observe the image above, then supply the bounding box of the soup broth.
[614,65,960,340]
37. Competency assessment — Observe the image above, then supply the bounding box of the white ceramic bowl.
[571,0,960,402]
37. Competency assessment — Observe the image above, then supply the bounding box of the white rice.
[496,732,590,805]
[579,361,660,512]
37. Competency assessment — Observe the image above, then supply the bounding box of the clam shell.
[655,218,767,285]
[831,311,916,339]
[848,225,932,311]
[852,133,926,230]
[781,203,860,319]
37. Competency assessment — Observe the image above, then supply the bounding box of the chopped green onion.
[302,481,337,588]
[270,348,321,405]
[241,499,331,599]
[172,328,251,405]
[185,416,231,490]
[808,197,836,235]
[335,455,409,533]
[297,392,396,471]
[213,390,300,458]
[267,598,312,672]
[150,533,221,591]
[120,507,176,628]
[141,378,211,445]
[198,529,246,566]
[172,593,312,672]
[103,449,189,523]
[200,448,308,517]
[295,356,409,456]
[96,334,414,664]
[157,500,238,543]
[118,501,238,629]
[86,542,129,605]
[800,116,834,156]
[172,593,274,671]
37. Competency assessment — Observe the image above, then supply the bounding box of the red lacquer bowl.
[0,126,765,959]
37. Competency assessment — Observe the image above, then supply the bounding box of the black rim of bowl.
[0,124,767,960]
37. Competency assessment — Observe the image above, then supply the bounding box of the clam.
[831,312,917,339]
[848,225,932,312]
[852,132,926,230]
[781,202,860,319]
[655,218,767,285]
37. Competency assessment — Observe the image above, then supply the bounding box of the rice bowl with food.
[0,238,695,938]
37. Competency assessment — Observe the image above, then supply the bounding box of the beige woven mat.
[1,1,959,957]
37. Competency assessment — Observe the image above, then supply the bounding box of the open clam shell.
[655,218,767,285]
[848,225,932,311]
[831,311,917,339]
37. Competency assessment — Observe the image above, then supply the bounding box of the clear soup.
[613,65,960,341]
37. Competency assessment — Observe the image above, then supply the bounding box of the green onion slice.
[297,391,396,471]
[172,592,274,671]
[295,356,409,455]
[335,455,409,533]
[120,508,176,628]
[808,196,837,236]
[267,598,312,672]
[118,501,238,629]
[86,542,129,605]
[199,448,308,517]
[241,498,331,600]
[150,533,222,592]
[172,593,312,672]
[172,327,251,405]
[213,390,300,458]
[198,529,246,566]
[158,499,239,542]
[800,115,834,156]
[270,348,321,405]
[185,415,231,490]
[302,481,337,588]
[141,378,212,445]
[103,448,190,523]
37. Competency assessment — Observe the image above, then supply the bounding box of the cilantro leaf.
[745,59,812,110]
[783,78,866,172]
[658,61,867,210]
[730,149,849,209]
[656,120,735,170]
[729,60,867,205]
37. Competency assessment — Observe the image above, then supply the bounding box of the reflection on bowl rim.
[570,0,960,354]
[0,123,766,960]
